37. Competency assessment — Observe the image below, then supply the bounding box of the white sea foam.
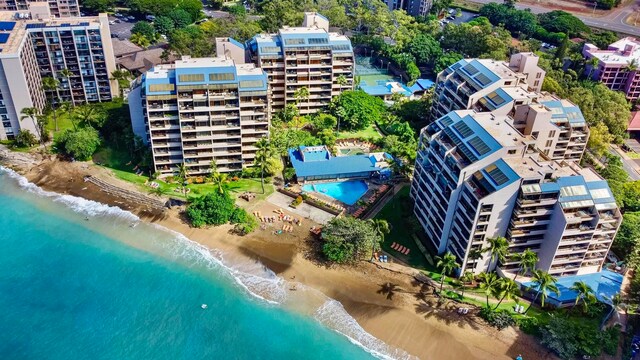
[0,166,414,360]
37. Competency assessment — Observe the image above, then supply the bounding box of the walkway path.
[610,145,640,180]
[362,183,407,220]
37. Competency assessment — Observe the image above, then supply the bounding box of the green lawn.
[375,185,436,270]
[337,124,383,140]
[45,111,75,136]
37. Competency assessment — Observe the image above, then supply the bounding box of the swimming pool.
[302,180,368,206]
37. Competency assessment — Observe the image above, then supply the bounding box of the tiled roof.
[288,146,383,177]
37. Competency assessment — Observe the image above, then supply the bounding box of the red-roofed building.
[630,111,640,132]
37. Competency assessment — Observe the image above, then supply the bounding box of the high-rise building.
[246,13,354,115]
[0,9,117,140]
[381,0,432,17]
[128,56,270,176]
[583,37,640,101]
[0,0,80,18]
[431,54,588,163]
[410,109,620,277]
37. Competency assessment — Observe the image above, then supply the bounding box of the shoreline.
[5,155,553,360]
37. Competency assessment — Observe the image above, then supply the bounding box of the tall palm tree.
[73,103,104,129]
[254,138,274,194]
[459,271,475,299]
[586,57,600,79]
[41,76,60,131]
[625,58,639,73]
[336,74,348,88]
[510,249,538,282]
[477,272,499,307]
[20,107,45,150]
[110,69,132,98]
[525,270,559,313]
[435,251,460,295]
[176,163,189,197]
[483,236,509,273]
[494,278,520,310]
[368,219,390,258]
[58,68,74,106]
[293,86,310,113]
[211,172,228,194]
[570,280,594,313]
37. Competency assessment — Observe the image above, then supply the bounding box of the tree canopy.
[329,90,386,131]
[321,217,382,264]
[186,191,248,228]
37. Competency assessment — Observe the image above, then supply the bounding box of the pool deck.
[266,192,336,224]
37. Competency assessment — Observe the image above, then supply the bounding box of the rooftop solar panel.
[0,21,15,31]
[0,33,10,44]
[458,143,478,162]
[453,121,473,138]
[439,115,454,127]
[26,23,45,29]
[463,64,479,76]
[443,127,464,145]
[485,164,509,186]
[468,136,491,156]
[487,91,506,106]
[474,73,492,87]
[451,62,462,70]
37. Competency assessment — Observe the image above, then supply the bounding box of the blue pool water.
[303,180,369,205]
[0,168,409,360]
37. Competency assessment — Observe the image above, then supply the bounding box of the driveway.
[468,0,640,36]
[610,145,640,180]
[266,192,336,224]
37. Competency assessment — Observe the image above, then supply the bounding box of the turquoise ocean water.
[0,168,411,360]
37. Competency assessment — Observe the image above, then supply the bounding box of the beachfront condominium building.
[246,12,354,115]
[0,7,116,140]
[0,0,80,18]
[410,110,620,277]
[432,54,589,163]
[128,56,270,176]
[583,37,640,101]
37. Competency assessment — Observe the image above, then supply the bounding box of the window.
[534,80,540,87]
[148,84,175,92]
[209,73,235,81]
[308,38,328,44]
[260,46,280,53]
[284,38,305,45]
[548,130,556,137]
[239,80,264,88]
[508,149,517,155]
[545,140,553,147]
[178,74,205,82]
[536,72,542,79]
[331,44,351,51]
[531,131,539,139]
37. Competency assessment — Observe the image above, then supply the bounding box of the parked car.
[145,15,155,21]
[109,20,116,25]
[114,13,123,17]
[127,16,135,21]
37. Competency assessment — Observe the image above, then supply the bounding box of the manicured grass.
[337,124,383,140]
[45,112,75,136]
[375,185,436,270]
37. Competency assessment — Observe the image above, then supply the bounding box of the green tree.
[186,191,237,227]
[570,280,594,313]
[177,0,203,22]
[322,217,381,264]
[459,271,475,298]
[538,10,590,37]
[254,138,275,194]
[434,51,463,74]
[587,122,614,158]
[477,272,499,307]
[82,0,114,12]
[494,278,520,309]
[483,236,509,273]
[56,127,101,160]
[14,129,38,148]
[130,33,151,48]
[510,249,538,281]
[168,8,193,28]
[211,172,228,194]
[41,76,60,131]
[435,251,460,294]
[20,107,44,149]
[259,0,305,32]
[131,21,157,39]
[329,90,386,131]
[368,219,390,256]
[407,34,442,67]
[525,269,559,313]
[73,104,106,129]
[110,69,132,98]
[154,16,175,35]
[612,212,640,262]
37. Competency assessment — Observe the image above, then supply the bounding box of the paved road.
[610,146,640,180]
[468,0,640,36]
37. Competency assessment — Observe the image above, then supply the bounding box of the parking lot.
[108,15,135,40]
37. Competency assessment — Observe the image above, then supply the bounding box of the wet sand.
[13,158,554,360]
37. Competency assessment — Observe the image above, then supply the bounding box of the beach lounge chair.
[405,248,411,255]
[391,242,397,249]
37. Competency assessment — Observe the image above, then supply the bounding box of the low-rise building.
[0,0,79,18]
[0,9,117,140]
[128,56,270,176]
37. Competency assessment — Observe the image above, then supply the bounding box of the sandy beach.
[3,153,555,360]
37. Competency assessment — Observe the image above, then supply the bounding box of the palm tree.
[586,57,600,79]
[58,68,74,106]
[336,74,348,88]
[459,271,475,299]
[477,272,499,307]
[211,172,228,194]
[207,159,218,182]
[41,76,60,131]
[510,249,538,282]
[483,236,509,273]
[494,278,520,310]
[293,86,310,113]
[176,163,189,197]
[254,138,274,194]
[435,251,460,295]
[20,107,45,150]
[73,103,104,129]
[625,58,639,73]
[525,270,559,313]
[110,69,132,98]
[570,280,594,313]
[368,219,390,258]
